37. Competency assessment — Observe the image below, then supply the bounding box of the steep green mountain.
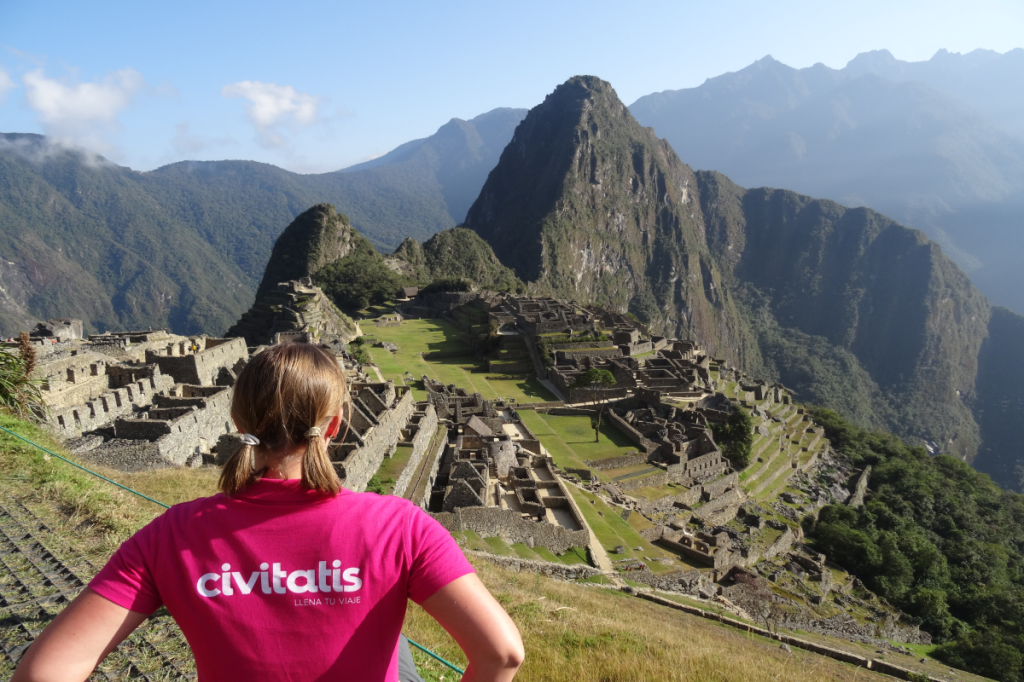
[0,112,524,334]
[0,136,254,336]
[465,75,1003,469]
[226,204,359,344]
[463,76,755,362]
[629,52,1024,314]
[390,228,523,292]
[253,203,362,300]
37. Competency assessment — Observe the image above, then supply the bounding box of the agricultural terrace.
[361,316,555,403]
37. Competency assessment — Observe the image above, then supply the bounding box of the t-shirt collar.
[232,477,344,504]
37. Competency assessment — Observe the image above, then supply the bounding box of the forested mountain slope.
[0,111,524,335]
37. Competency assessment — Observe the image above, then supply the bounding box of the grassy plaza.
[361,316,555,403]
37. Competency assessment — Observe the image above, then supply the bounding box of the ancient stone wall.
[432,507,591,554]
[464,551,601,580]
[46,373,176,439]
[391,405,439,499]
[113,387,233,466]
[621,341,653,356]
[586,451,647,470]
[702,471,739,498]
[337,388,416,492]
[556,348,622,362]
[606,410,658,454]
[145,337,247,386]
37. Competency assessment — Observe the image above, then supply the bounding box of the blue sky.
[1,0,1022,173]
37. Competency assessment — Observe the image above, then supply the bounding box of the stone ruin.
[33,330,247,471]
[226,278,358,347]
[421,377,592,555]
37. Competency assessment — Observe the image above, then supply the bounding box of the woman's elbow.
[472,630,524,675]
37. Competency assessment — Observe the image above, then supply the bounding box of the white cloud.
[22,67,145,154]
[0,69,15,104]
[221,80,322,149]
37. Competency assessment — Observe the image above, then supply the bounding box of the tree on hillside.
[713,407,754,470]
[314,246,400,315]
[571,369,616,442]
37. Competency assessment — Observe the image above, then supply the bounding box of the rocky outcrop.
[253,204,361,300]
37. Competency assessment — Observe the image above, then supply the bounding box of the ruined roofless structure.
[421,377,591,555]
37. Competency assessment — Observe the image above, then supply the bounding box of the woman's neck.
[255,446,306,480]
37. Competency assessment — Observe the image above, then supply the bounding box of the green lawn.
[515,411,636,470]
[566,485,680,573]
[363,317,555,404]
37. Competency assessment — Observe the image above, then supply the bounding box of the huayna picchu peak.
[464,76,753,364]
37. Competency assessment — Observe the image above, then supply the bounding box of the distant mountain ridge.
[629,49,1024,314]
[0,109,524,335]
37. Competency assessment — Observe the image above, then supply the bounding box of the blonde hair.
[220,343,347,496]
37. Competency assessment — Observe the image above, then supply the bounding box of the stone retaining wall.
[463,550,602,580]
[432,506,591,554]
[633,590,940,679]
[587,451,647,470]
[606,410,658,454]
[337,389,416,492]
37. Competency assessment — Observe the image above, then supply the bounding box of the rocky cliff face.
[971,307,1024,489]
[463,76,754,362]
[696,171,990,460]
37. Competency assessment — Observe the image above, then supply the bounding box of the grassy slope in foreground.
[0,412,926,682]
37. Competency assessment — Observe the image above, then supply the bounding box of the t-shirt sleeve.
[89,516,164,615]
[405,506,475,604]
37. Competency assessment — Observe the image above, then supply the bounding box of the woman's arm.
[12,587,149,682]
[420,573,524,682]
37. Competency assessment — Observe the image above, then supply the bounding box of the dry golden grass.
[404,559,886,682]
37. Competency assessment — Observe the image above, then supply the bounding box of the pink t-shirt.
[90,479,474,681]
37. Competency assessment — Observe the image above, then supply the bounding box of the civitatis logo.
[196,561,363,598]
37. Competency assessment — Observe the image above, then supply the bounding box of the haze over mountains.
[630,48,1024,313]
[0,109,524,335]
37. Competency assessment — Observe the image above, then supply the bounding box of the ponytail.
[301,427,341,495]
[219,441,258,494]
[220,343,348,496]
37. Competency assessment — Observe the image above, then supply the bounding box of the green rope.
[406,636,466,674]
[0,423,170,509]
[0,422,464,675]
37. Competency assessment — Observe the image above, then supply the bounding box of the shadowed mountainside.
[630,50,1024,314]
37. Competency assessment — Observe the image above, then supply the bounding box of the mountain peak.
[464,76,749,358]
